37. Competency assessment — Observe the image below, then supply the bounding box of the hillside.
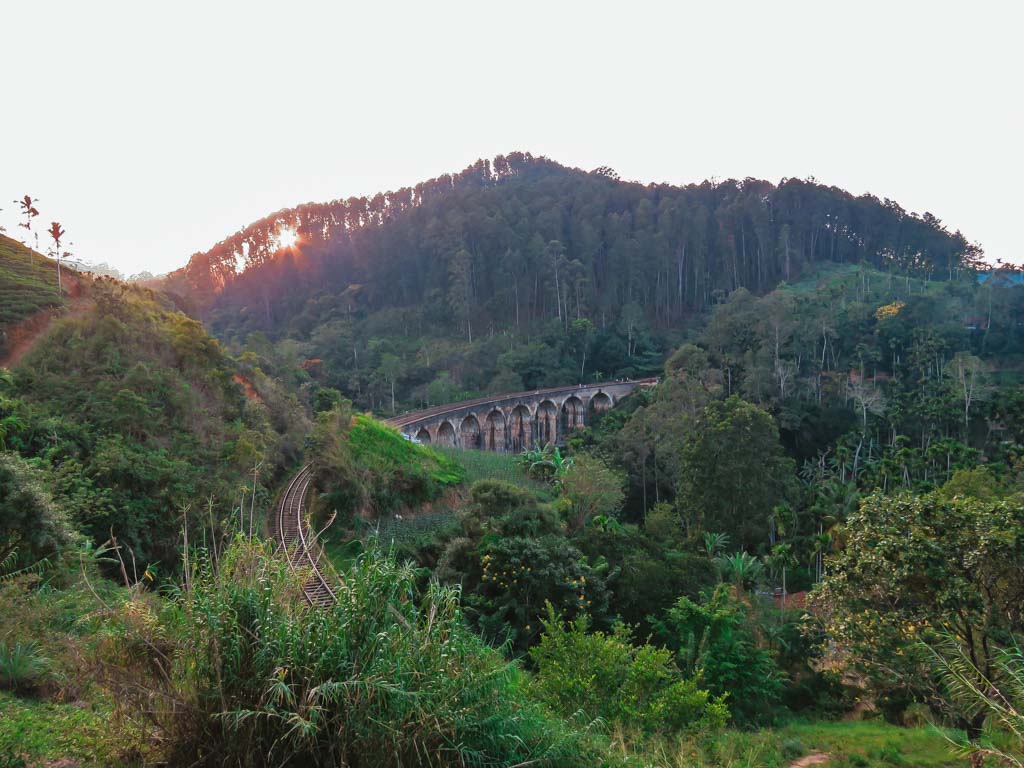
[1,276,308,569]
[161,154,982,415]
[0,234,77,364]
[0,234,65,327]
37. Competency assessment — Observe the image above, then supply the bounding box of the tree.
[929,633,1024,768]
[378,353,404,414]
[813,491,1024,744]
[677,396,794,548]
[559,453,624,533]
[713,551,765,590]
[569,317,595,378]
[426,371,455,407]
[665,343,710,380]
[946,352,989,436]
[313,387,344,413]
[447,248,473,342]
[848,378,886,432]
[47,220,66,294]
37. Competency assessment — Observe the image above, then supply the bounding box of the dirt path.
[0,274,90,369]
[790,752,830,768]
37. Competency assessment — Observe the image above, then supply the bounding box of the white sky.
[2,0,1021,275]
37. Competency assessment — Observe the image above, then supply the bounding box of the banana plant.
[520,444,574,483]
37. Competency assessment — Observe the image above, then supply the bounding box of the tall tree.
[814,490,1024,756]
[677,396,793,547]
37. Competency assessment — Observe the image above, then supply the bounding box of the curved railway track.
[275,465,336,607]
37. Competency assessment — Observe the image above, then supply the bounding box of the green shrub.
[780,736,805,761]
[654,585,785,726]
[437,482,610,650]
[530,604,728,735]
[0,641,49,693]
[110,538,601,767]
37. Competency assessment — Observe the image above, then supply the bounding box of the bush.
[438,482,611,650]
[0,452,79,566]
[109,538,602,767]
[530,604,728,735]
[0,641,49,694]
[781,737,805,761]
[654,585,784,726]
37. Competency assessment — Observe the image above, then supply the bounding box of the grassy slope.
[0,234,62,329]
[432,445,553,496]
[779,720,961,767]
[347,413,464,487]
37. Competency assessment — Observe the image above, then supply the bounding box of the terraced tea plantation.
[0,234,62,330]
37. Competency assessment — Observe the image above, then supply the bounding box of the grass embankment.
[348,413,464,493]
[627,720,963,767]
[0,234,62,331]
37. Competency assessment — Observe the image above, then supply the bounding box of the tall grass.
[0,640,49,693]
[113,537,604,767]
[433,446,551,497]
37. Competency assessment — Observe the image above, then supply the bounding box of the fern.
[0,548,52,583]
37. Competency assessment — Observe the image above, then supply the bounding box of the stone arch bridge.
[385,379,657,452]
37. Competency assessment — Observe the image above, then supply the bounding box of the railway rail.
[275,464,336,606]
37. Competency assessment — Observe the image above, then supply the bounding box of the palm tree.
[702,531,730,561]
[929,633,1024,768]
[713,551,765,591]
[47,221,65,295]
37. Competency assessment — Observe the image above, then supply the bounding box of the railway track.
[275,464,336,607]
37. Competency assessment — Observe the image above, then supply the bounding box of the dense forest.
[161,155,983,415]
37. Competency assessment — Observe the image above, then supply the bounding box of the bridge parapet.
[385,378,656,452]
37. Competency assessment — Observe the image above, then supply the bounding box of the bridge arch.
[589,391,613,416]
[436,420,456,446]
[415,427,431,443]
[484,409,507,452]
[562,395,585,432]
[535,400,558,447]
[508,404,532,452]
[460,414,482,449]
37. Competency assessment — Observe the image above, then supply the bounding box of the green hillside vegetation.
[308,407,464,522]
[0,234,63,332]
[163,154,979,417]
[1,279,307,569]
[4,157,1024,767]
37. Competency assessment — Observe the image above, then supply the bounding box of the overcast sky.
[3,1,1021,275]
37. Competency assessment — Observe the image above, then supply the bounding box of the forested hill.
[167,153,981,337]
